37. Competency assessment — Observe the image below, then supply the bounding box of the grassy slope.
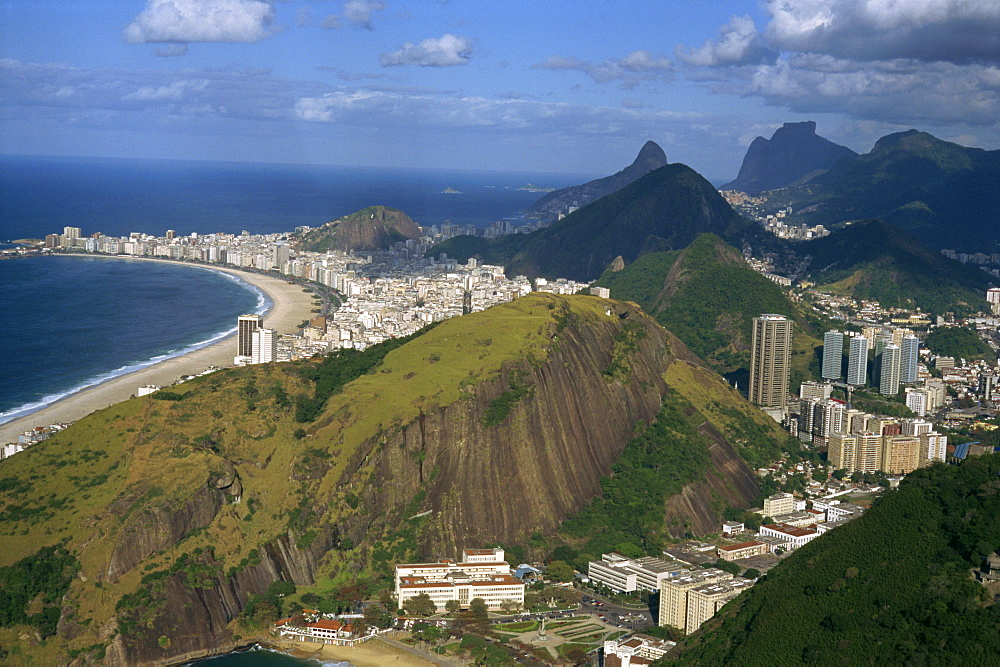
[671,455,1000,666]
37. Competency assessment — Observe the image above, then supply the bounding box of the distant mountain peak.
[526,140,667,220]
[723,121,857,194]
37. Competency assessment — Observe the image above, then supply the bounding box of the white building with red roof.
[394,547,524,611]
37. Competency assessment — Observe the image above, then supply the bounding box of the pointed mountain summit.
[526,140,667,220]
[723,121,857,194]
[295,205,421,253]
[507,163,752,281]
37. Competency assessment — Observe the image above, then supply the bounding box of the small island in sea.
[517,183,554,192]
[441,186,462,194]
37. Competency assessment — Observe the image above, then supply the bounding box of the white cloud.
[533,50,671,88]
[343,0,384,30]
[123,79,210,102]
[765,0,1000,64]
[380,34,473,67]
[677,15,775,67]
[123,0,274,44]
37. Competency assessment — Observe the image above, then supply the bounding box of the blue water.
[0,156,593,428]
[0,155,594,239]
[0,255,264,425]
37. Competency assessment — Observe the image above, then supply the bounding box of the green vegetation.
[559,391,716,557]
[673,455,1000,665]
[296,205,421,253]
[427,233,530,267]
[0,545,79,637]
[594,234,823,375]
[924,326,996,363]
[799,219,989,315]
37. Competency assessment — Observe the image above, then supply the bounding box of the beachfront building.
[236,314,263,365]
[275,616,377,646]
[394,548,525,612]
[604,634,676,667]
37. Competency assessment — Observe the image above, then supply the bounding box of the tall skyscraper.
[237,314,263,359]
[822,330,844,380]
[899,335,919,383]
[847,335,868,386]
[251,328,277,364]
[879,344,901,396]
[749,314,792,408]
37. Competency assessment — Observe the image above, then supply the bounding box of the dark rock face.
[527,140,667,220]
[296,205,421,253]
[723,121,857,194]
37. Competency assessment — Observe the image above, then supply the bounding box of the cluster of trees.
[0,544,78,638]
[673,455,1000,664]
[924,326,996,363]
[559,391,714,560]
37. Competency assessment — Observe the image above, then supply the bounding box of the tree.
[378,589,395,610]
[403,593,437,617]
[445,599,462,615]
[364,605,393,630]
[546,560,575,583]
[742,568,762,579]
[714,559,742,576]
[469,597,489,621]
[499,599,520,614]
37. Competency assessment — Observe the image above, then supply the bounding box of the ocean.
[0,155,592,429]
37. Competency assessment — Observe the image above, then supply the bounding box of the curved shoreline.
[0,256,316,444]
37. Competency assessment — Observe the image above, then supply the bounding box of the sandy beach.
[0,256,316,444]
[274,637,440,666]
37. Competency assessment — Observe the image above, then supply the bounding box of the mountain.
[671,455,1000,665]
[526,140,667,220]
[774,130,1000,251]
[592,233,824,385]
[295,205,421,253]
[0,293,790,664]
[503,163,753,281]
[798,218,990,315]
[722,121,858,194]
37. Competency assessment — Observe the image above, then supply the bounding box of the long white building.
[394,548,524,611]
[588,552,689,594]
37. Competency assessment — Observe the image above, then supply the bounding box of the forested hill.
[668,454,1000,666]
[592,233,823,384]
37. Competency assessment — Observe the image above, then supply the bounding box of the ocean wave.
[0,267,270,428]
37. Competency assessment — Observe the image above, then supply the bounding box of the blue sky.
[1,0,998,180]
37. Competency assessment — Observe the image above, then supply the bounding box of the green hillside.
[799,219,990,315]
[671,455,1000,665]
[593,233,824,383]
[295,205,421,253]
[924,326,996,363]
[774,130,1000,252]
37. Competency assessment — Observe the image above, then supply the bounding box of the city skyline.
[1,1,998,180]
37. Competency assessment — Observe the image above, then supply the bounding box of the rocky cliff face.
[295,205,421,253]
[723,121,857,194]
[527,140,667,220]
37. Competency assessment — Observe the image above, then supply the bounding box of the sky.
[1,0,998,181]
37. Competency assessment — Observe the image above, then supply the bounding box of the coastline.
[0,255,316,444]
[268,637,438,666]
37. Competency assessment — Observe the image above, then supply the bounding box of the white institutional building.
[394,547,525,612]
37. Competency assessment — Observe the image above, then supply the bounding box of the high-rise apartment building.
[237,314,264,359]
[822,330,844,380]
[749,314,792,408]
[658,569,730,632]
[847,335,868,386]
[899,335,920,383]
[251,328,277,364]
[879,344,901,396]
[63,226,81,240]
